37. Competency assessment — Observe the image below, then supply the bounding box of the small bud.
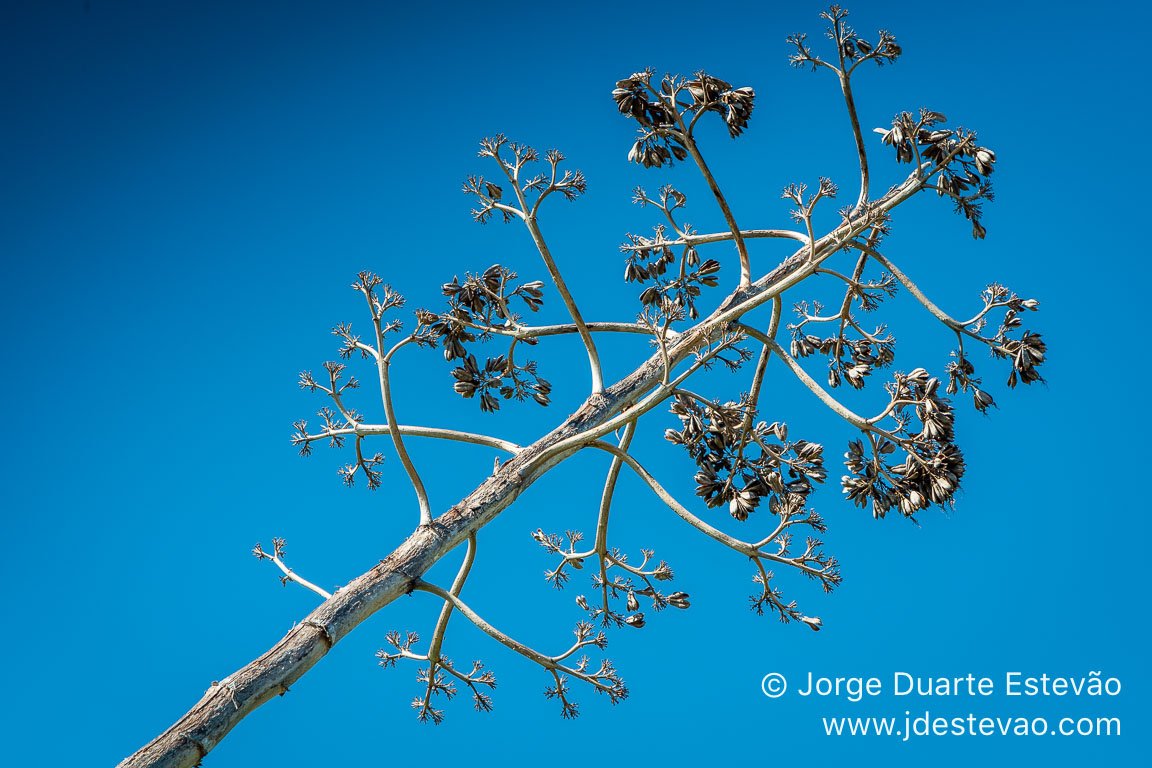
[972,388,995,412]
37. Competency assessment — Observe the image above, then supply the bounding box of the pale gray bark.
[119,175,921,767]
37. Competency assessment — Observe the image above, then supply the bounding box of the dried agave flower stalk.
[121,6,1045,767]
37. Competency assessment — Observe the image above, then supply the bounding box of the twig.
[253,539,333,600]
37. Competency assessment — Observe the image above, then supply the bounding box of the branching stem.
[375,336,433,526]
[427,534,476,665]
[680,138,751,287]
[255,543,332,600]
[594,421,636,618]
[495,152,605,394]
[413,581,617,694]
[586,441,831,581]
[851,241,985,342]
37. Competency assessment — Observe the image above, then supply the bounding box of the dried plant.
[121,7,1046,767]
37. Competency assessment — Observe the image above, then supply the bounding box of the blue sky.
[1,1,1148,765]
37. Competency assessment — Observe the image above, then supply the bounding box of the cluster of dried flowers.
[789,293,898,391]
[447,354,551,413]
[431,266,544,355]
[612,69,755,168]
[787,5,902,71]
[426,265,552,412]
[666,395,827,520]
[877,110,997,239]
[841,368,967,519]
[943,283,1045,414]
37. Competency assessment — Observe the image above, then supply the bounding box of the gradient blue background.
[2,1,1147,765]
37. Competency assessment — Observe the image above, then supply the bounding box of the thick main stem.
[118,169,928,768]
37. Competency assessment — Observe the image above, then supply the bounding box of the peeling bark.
[118,177,919,767]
